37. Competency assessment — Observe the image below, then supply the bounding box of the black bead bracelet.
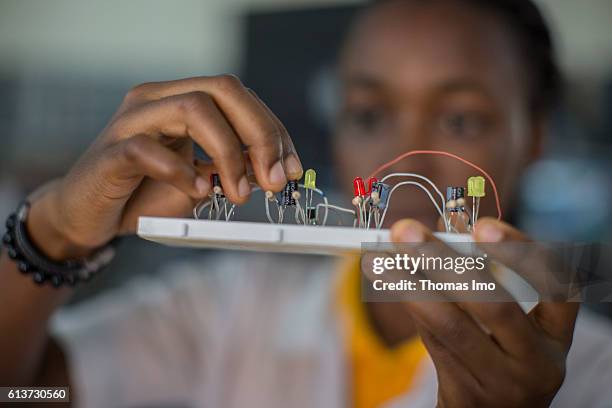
[1,201,117,287]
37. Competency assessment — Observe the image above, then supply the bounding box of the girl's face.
[333,0,544,229]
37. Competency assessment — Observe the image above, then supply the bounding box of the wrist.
[26,192,97,261]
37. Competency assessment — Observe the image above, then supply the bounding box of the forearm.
[0,195,92,385]
[0,254,71,384]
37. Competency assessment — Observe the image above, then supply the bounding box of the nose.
[389,111,437,175]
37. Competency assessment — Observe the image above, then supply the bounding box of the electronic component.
[446,186,465,211]
[467,176,486,198]
[467,176,485,226]
[303,169,317,224]
[445,186,470,233]
[304,169,317,190]
[352,177,368,227]
[366,177,377,195]
[193,173,234,221]
[306,207,317,222]
[280,180,298,206]
[353,177,366,197]
[192,150,502,234]
[370,182,390,210]
[211,173,224,197]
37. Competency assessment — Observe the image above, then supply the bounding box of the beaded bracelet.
[1,201,117,287]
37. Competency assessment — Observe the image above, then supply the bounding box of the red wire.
[367,150,503,220]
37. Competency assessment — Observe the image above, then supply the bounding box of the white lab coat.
[52,252,612,407]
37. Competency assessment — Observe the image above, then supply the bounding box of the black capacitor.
[211,173,222,187]
[211,173,225,197]
[280,180,298,206]
[446,186,465,212]
[446,186,465,201]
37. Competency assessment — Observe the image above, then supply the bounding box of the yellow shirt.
[337,257,427,408]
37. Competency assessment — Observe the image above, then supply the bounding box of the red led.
[366,177,378,194]
[353,177,366,197]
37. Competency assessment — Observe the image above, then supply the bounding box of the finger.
[390,218,433,243]
[532,303,579,347]
[405,300,505,383]
[457,301,542,358]
[473,217,528,242]
[107,134,210,199]
[392,219,543,357]
[474,219,570,296]
[417,323,485,394]
[123,76,302,189]
[247,88,303,180]
[120,178,198,234]
[391,219,515,302]
[474,218,579,344]
[111,93,251,203]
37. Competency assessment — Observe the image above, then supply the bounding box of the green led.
[467,176,486,197]
[304,169,317,190]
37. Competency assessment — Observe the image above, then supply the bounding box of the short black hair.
[370,0,562,115]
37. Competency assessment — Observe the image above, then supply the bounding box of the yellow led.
[467,176,486,197]
[304,169,317,190]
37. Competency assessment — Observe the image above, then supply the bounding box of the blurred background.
[0,0,611,311]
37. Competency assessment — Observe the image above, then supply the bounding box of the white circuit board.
[137,217,471,254]
[137,217,538,313]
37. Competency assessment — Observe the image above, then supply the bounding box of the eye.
[341,107,386,133]
[439,112,488,140]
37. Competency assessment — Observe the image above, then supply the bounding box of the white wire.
[379,181,444,227]
[382,173,445,212]
[226,204,236,221]
[264,196,279,224]
[215,198,225,220]
[464,204,473,230]
[194,198,239,222]
[301,185,329,226]
[317,203,356,216]
[295,201,306,224]
[316,203,356,226]
[366,208,373,230]
[193,200,211,219]
[381,173,447,230]
[360,201,366,228]
[320,190,330,226]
